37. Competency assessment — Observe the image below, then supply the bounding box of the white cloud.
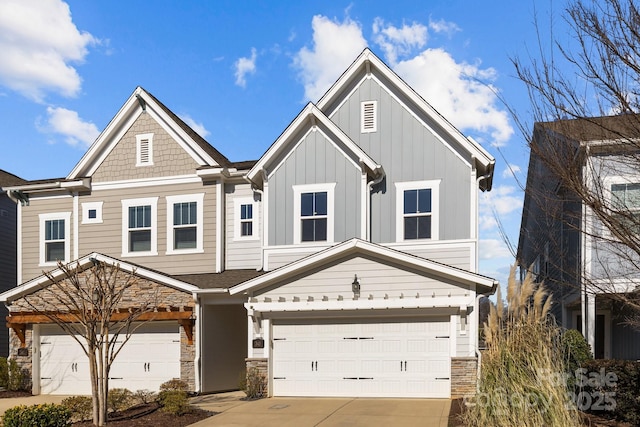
[42,106,100,147]
[0,0,97,101]
[479,238,512,260]
[372,18,427,65]
[180,114,210,139]
[293,15,367,101]
[428,18,461,36]
[502,164,521,179]
[393,48,513,146]
[479,185,522,231]
[234,48,257,88]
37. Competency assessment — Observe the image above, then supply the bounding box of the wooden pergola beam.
[6,310,194,325]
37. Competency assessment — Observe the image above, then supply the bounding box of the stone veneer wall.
[245,358,268,395]
[451,357,478,398]
[7,270,197,392]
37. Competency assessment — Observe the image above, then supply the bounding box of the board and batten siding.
[20,196,74,282]
[327,75,473,244]
[225,183,262,270]
[255,256,471,301]
[77,182,217,275]
[268,127,362,246]
[91,113,201,183]
[0,195,17,356]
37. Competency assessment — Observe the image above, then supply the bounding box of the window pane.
[45,220,64,241]
[626,183,640,208]
[301,219,315,241]
[315,218,327,240]
[301,193,314,217]
[404,190,417,214]
[404,217,418,240]
[417,216,432,239]
[46,241,65,262]
[314,192,327,215]
[241,204,253,220]
[88,209,97,219]
[174,227,197,249]
[417,189,432,213]
[302,218,327,241]
[129,205,151,228]
[174,202,196,226]
[129,230,151,252]
[241,221,253,236]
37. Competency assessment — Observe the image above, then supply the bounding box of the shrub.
[133,389,156,404]
[108,388,133,413]
[561,328,593,388]
[159,378,190,392]
[578,359,640,425]
[242,367,267,400]
[158,390,190,416]
[0,357,8,389]
[7,359,24,391]
[3,403,71,427]
[60,396,92,423]
[462,267,581,427]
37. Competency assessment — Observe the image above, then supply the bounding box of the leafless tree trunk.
[20,260,157,426]
[513,0,640,328]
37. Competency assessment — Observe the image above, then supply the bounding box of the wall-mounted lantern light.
[352,274,361,299]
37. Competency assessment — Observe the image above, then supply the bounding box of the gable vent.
[361,101,377,133]
[136,133,154,166]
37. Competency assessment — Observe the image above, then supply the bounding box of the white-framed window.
[136,133,154,166]
[166,194,204,254]
[81,201,103,224]
[395,180,440,242]
[121,197,158,257]
[361,100,377,133]
[234,197,259,241]
[39,212,71,266]
[293,183,335,244]
[610,181,640,233]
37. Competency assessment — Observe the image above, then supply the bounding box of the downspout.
[193,293,202,393]
[366,166,385,242]
[245,169,266,269]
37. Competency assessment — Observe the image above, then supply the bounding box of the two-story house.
[0,48,497,399]
[0,170,26,357]
[518,115,640,360]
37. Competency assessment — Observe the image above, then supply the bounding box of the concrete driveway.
[190,392,453,427]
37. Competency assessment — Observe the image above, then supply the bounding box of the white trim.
[81,201,103,224]
[263,181,269,267]
[17,202,22,284]
[572,309,611,359]
[449,314,457,358]
[136,133,154,166]
[166,193,204,255]
[39,212,72,267]
[73,194,79,260]
[360,171,368,239]
[360,100,377,133]
[234,197,260,241]
[395,180,441,242]
[216,180,223,273]
[92,175,202,191]
[293,183,336,244]
[121,197,158,257]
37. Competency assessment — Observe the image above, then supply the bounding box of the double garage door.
[272,318,451,398]
[39,322,180,395]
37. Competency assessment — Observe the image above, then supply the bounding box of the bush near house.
[577,359,640,426]
[158,379,191,416]
[60,396,92,423]
[0,357,26,392]
[240,367,267,400]
[3,403,71,427]
[561,328,593,389]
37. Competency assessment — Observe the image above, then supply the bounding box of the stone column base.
[451,357,477,398]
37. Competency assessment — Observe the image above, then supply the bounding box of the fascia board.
[230,239,497,295]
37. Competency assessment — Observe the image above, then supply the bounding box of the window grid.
[240,204,253,237]
[44,219,65,262]
[301,191,328,242]
[173,202,197,249]
[403,188,432,240]
[128,205,152,252]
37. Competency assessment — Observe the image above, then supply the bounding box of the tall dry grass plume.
[463,266,580,427]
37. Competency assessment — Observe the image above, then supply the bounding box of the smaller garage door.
[272,318,451,398]
[39,322,181,395]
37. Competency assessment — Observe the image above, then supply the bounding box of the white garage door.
[39,322,181,395]
[272,318,451,398]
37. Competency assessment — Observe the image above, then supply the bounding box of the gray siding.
[0,195,16,356]
[225,183,262,270]
[328,77,472,243]
[268,127,362,246]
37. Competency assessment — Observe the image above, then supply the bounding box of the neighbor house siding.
[77,182,217,275]
[21,196,74,282]
[0,195,17,356]
[268,128,362,246]
[225,183,262,270]
[327,76,472,244]
[92,113,201,183]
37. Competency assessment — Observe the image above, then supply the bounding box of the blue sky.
[0,0,564,285]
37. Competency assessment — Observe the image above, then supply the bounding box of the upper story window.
[81,201,103,224]
[122,197,158,257]
[611,182,640,233]
[136,133,154,166]
[234,197,259,241]
[39,212,71,266]
[293,183,335,244]
[361,101,377,133]
[395,180,440,242]
[166,194,204,254]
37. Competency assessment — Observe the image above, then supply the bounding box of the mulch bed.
[71,403,215,427]
[0,390,32,399]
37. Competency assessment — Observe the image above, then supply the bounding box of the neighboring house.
[518,115,640,360]
[0,170,26,357]
[0,48,497,399]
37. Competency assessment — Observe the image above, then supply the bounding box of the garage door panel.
[272,319,451,398]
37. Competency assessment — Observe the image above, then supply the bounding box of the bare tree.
[19,259,158,426]
[513,0,640,328]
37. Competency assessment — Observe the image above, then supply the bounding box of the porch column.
[584,293,596,355]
